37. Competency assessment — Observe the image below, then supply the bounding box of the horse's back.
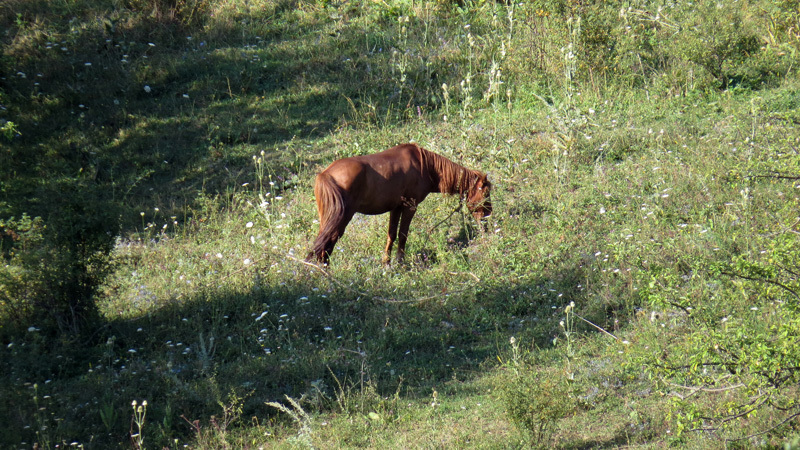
[354,143,420,172]
[323,144,420,185]
[319,157,364,186]
[317,144,427,215]
[374,143,421,159]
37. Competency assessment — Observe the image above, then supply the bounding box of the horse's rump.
[309,172,348,260]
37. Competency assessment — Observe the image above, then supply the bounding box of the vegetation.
[1,0,799,447]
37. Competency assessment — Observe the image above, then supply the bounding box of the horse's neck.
[424,151,472,195]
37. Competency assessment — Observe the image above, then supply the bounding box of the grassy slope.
[1,0,800,448]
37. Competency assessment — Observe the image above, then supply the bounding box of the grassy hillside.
[1,0,799,448]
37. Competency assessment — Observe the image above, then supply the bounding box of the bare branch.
[726,411,800,443]
[669,381,745,394]
[719,270,800,301]
[573,313,619,340]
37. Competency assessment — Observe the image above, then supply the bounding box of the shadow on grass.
[559,430,642,449]
[0,255,594,447]
[0,3,424,229]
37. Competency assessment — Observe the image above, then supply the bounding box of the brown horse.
[307,143,492,265]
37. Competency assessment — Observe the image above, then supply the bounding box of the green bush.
[0,214,44,328]
[0,183,118,337]
[503,368,576,446]
[670,1,762,90]
[639,194,800,440]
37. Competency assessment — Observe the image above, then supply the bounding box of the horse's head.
[466,173,492,220]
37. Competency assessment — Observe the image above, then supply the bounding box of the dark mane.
[418,146,482,196]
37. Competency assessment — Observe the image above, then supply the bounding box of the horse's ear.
[474,173,488,191]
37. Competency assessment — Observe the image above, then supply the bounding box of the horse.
[306,143,492,265]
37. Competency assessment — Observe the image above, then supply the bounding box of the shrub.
[670,1,763,90]
[503,368,576,446]
[0,183,118,337]
[641,196,800,440]
[0,214,44,328]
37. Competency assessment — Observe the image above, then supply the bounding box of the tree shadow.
[0,255,597,447]
[0,4,426,230]
[559,429,644,449]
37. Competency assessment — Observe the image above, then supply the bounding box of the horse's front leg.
[395,205,418,264]
[383,208,402,264]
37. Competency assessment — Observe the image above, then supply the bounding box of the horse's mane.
[418,146,482,195]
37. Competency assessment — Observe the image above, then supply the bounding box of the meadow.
[1,0,799,448]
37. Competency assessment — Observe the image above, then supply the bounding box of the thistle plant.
[267,395,314,449]
[485,3,514,112]
[251,150,275,225]
[392,15,411,97]
[131,399,148,450]
[559,301,576,380]
[548,115,574,190]
[509,336,521,375]
[535,15,588,192]
[506,1,516,42]
[32,383,53,449]
[458,26,476,125]
[484,58,504,110]
[253,150,266,199]
[196,332,216,375]
[562,16,581,100]
[430,388,441,432]
[459,75,474,125]
[441,83,450,122]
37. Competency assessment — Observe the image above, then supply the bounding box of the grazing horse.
[307,143,492,265]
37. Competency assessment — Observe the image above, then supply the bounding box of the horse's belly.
[356,202,398,215]
[355,192,425,215]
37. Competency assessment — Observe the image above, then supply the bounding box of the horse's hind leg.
[395,205,418,263]
[308,231,331,264]
[383,207,402,264]
[321,212,355,265]
[308,211,353,265]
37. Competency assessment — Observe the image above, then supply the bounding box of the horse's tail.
[307,172,347,262]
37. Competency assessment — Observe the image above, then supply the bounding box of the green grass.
[2,0,800,448]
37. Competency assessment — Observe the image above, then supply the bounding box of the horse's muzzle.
[471,201,492,220]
